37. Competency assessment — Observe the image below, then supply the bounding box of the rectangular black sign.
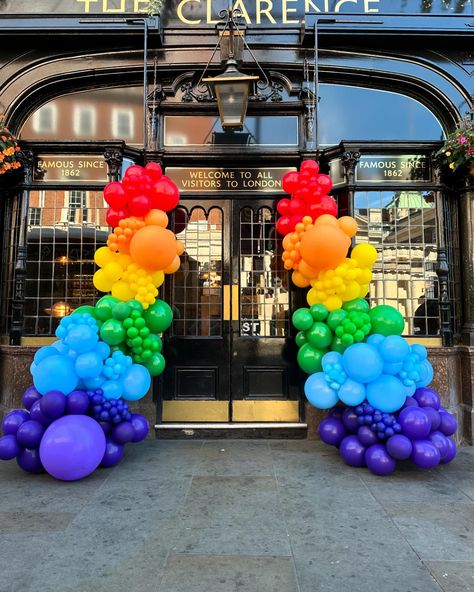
[34,155,108,183]
[356,155,431,183]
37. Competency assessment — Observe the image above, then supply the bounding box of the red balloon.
[106,207,129,228]
[306,195,338,221]
[277,198,291,216]
[276,216,293,236]
[288,198,306,215]
[300,160,320,173]
[150,176,180,211]
[104,182,127,209]
[124,165,144,179]
[144,162,163,182]
[282,171,299,194]
[128,195,151,217]
[317,174,333,193]
[290,214,304,228]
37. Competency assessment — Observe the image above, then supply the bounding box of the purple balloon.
[438,411,458,436]
[22,386,41,411]
[66,390,90,415]
[131,414,150,443]
[16,420,44,449]
[99,421,112,435]
[411,439,441,469]
[339,435,367,467]
[423,407,441,432]
[0,434,22,460]
[111,421,135,444]
[439,438,457,464]
[357,426,378,447]
[402,396,419,409]
[29,400,52,427]
[2,410,29,435]
[40,391,67,419]
[39,415,106,481]
[399,407,431,440]
[100,438,124,467]
[414,387,440,410]
[342,408,359,433]
[16,448,44,474]
[386,434,413,460]
[428,431,450,460]
[328,405,345,419]
[319,417,346,447]
[365,444,396,476]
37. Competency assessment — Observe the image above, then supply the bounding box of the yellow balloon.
[306,287,319,306]
[344,281,361,301]
[358,268,372,284]
[325,295,343,311]
[94,246,117,268]
[93,269,114,293]
[151,271,165,287]
[111,280,135,302]
[117,253,133,269]
[104,262,123,282]
[359,284,370,297]
[351,243,378,268]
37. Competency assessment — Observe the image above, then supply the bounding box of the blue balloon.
[404,384,417,397]
[75,352,103,379]
[379,335,410,364]
[342,343,384,383]
[102,380,123,400]
[338,379,366,406]
[51,340,68,354]
[366,374,406,413]
[322,351,343,371]
[304,373,339,409]
[383,361,403,375]
[366,334,385,348]
[416,359,434,388]
[83,376,106,390]
[121,365,152,401]
[411,343,428,360]
[33,355,78,396]
[64,324,98,354]
[34,346,58,365]
[96,342,111,360]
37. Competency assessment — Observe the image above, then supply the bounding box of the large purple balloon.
[428,431,450,460]
[40,391,67,419]
[414,387,440,410]
[342,408,359,433]
[339,435,366,467]
[438,411,458,436]
[365,444,396,476]
[39,415,106,481]
[131,414,149,443]
[22,386,41,411]
[386,434,413,460]
[399,406,431,440]
[357,426,378,447]
[402,396,419,409]
[423,407,441,432]
[29,400,52,427]
[319,417,346,447]
[100,438,124,467]
[0,435,21,460]
[17,448,44,474]
[111,421,135,444]
[439,438,457,464]
[2,410,29,435]
[411,439,441,469]
[66,390,90,415]
[16,420,44,449]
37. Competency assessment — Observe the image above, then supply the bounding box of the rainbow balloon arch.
[0,163,183,480]
[278,160,458,476]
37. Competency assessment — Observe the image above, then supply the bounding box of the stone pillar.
[458,178,474,345]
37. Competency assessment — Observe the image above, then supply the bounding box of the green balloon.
[327,309,347,331]
[369,305,405,336]
[110,343,127,354]
[143,299,173,333]
[72,305,97,318]
[330,336,346,354]
[309,304,329,322]
[297,344,327,374]
[341,333,354,347]
[95,295,120,321]
[292,308,314,331]
[295,331,307,348]
[343,298,370,314]
[127,299,144,314]
[144,353,166,376]
[111,302,131,321]
[99,318,126,345]
[305,322,333,349]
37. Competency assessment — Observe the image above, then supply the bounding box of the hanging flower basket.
[436,107,474,175]
[0,117,21,176]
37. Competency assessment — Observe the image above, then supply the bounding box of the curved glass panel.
[319,85,445,145]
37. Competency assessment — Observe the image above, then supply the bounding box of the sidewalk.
[1,439,473,592]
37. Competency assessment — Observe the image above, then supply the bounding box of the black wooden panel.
[176,367,218,400]
[243,367,288,399]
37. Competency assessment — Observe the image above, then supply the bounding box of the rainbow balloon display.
[0,163,182,480]
[278,160,458,476]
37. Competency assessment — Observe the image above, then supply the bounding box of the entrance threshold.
[154,422,308,439]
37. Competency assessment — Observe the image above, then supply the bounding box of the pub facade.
[0,0,473,440]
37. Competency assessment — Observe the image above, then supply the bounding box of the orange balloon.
[315,214,338,227]
[298,259,319,279]
[338,216,358,238]
[299,224,350,271]
[145,209,169,228]
[282,234,294,251]
[176,240,185,256]
[292,271,311,288]
[164,255,181,274]
[129,225,177,270]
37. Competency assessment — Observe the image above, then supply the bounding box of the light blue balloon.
[33,354,78,396]
[75,352,103,379]
[33,346,58,365]
[366,374,406,413]
[67,349,79,360]
[404,384,416,397]
[51,340,68,354]
[338,379,366,406]
[416,359,434,388]
[304,373,339,410]
[322,351,343,372]
[83,376,105,389]
[95,341,111,360]
[64,324,98,354]
[379,335,410,364]
[411,343,428,360]
[383,361,404,375]
[366,334,385,348]
[121,365,152,401]
[342,343,384,383]
[102,380,123,400]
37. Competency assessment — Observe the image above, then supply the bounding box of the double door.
[160,197,302,423]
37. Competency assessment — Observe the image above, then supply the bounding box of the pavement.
[1,439,474,592]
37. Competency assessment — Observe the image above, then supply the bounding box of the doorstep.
[154,422,308,439]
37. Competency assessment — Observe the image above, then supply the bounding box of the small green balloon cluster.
[326,298,371,353]
[74,295,173,377]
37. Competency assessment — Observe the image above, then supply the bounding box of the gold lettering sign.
[166,167,296,192]
[356,155,431,183]
[34,156,108,183]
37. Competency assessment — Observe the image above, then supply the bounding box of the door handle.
[223,285,240,321]
[223,285,231,321]
[231,284,239,321]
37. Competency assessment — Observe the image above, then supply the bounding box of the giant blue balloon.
[338,379,366,407]
[342,343,383,383]
[379,335,410,364]
[121,365,151,401]
[75,351,103,379]
[32,354,78,395]
[366,374,406,413]
[304,373,339,409]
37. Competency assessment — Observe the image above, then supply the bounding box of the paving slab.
[194,440,274,477]
[424,561,474,592]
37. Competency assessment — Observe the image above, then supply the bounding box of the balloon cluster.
[0,386,149,479]
[319,387,457,476]
[0,163,182,481]
[277,160,458,475]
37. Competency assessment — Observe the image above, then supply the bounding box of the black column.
[458,175,474,345]
[104,148,123,183]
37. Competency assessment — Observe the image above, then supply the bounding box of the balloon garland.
[0,163,182,480]
[278,160,458,476]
